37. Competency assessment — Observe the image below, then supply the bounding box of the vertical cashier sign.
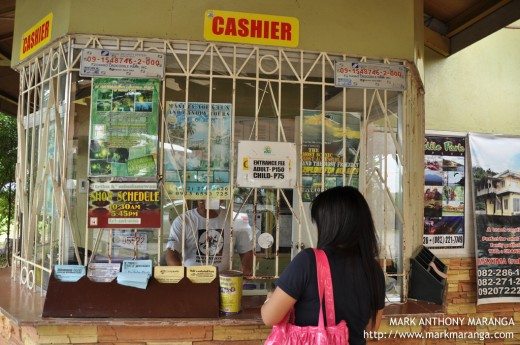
[237,141,297,188]
[20,13,52,60]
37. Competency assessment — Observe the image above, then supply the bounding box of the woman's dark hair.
[310,186,382,326]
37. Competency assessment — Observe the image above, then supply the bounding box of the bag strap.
[313,248,336,328]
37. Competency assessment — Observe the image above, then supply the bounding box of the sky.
[469,133,520,173]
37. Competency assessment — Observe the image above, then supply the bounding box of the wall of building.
[13,0,421,66]
[420,21,520,345]
[424,22,520,135]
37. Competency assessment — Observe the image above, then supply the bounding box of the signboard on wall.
[88,182,161,229]
[423,135,466,248]
[80,49,165,79]
[204,10,299,48]
[236,141,297,188]
[469,133,520,305]
[164,101,231,200]
[301,110,360,202]
[20,13,53,60]
[335,61,406,91]
[88,78,159,179]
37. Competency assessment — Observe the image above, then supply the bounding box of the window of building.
[13,35,423,303]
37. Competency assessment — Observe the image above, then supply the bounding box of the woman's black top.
[276,247,385,345]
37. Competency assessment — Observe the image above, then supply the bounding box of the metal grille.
[12,35,420,302]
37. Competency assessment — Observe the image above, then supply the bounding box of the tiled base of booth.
[2,258,520,344]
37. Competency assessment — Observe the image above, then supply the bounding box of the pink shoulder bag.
[264,248,349,345]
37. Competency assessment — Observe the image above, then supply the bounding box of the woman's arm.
[365,308,384,332]
[261,287,297,326]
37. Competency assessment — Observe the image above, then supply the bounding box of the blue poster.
[164,102,231,200]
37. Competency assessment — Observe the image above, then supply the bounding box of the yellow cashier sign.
[20,13,53,60]
[204,10,299,48]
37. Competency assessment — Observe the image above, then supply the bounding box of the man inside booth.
[165,199,254,276]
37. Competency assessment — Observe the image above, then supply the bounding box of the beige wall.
[425,21,520,135]
[12,0,71,65]
[14,0,419,65]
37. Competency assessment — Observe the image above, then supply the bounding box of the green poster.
[301,110,360,202]
[89,78,159,178]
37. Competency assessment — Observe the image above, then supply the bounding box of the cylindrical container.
[219,270,243,314]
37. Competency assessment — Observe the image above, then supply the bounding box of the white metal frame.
[12,34,423,302]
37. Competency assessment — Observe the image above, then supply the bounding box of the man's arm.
[164,248,182,266]
[239,250,253,276]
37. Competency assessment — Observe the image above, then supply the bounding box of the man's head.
[195,199,223,218]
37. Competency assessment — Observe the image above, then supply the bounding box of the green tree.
[0,113,17,240]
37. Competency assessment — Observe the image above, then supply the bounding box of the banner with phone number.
[470,133,520,305]
[423,135,466,249]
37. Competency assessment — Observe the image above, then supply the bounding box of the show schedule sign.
[88,78,159,179]
[164,101,231,200]
[469,133,520,304]
[301,110,360,202]
[88,182,161,229]
[423,135,466,248]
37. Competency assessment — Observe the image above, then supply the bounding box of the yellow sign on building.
[204,10,299,48]
[20,13,53,60]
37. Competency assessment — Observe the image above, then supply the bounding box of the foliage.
[472,166,497,211]
[0,113,17,237]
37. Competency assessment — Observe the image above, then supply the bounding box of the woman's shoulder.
[290,248,316,266]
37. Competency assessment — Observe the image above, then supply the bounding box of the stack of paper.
[117,272,150,289]
[117,259,152,289]
[87,263,121,283]
[122,259,153,275]
[54,265,86,282]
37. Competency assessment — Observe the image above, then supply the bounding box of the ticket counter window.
[12,36,422,304]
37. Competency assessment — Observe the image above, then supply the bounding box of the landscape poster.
[164,101,231,200]
[89,78,159,179]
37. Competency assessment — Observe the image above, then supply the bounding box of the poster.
[236,141,297,188]
[301,110,360,202]
[164,101,231,200]
[423,135,466,248]
[88,182,161,229]
[88,78,159,179]
[469,133,520,304]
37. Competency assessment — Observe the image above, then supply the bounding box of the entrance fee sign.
[335,61,406,91]
[80,49,165,79]
[88,182,161,229]
[237,141,296,188]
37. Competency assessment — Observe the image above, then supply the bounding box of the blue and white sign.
[335,61,406,91]
[80,49,165,79]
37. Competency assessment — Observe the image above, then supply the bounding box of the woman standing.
[261,186,385,345]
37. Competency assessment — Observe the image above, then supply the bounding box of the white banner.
[80,49,165,79]
[335,61,406,91]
